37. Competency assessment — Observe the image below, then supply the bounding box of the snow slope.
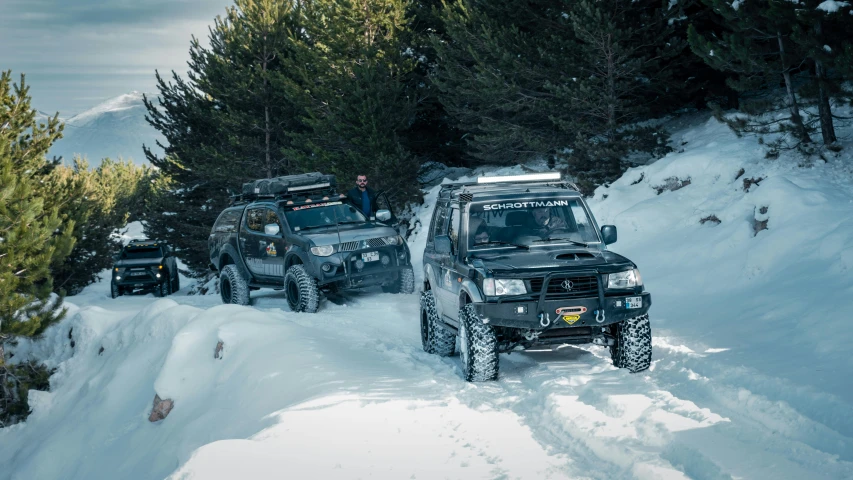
[2,114,853,479]
[47,92,164,166]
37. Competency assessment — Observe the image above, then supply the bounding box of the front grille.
[339,241,359,252]
[367,238,386,248]
[529,275,599,299]
[338,237,389,252]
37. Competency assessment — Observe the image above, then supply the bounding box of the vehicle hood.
[114,257,165,268]
[301,223,398,246]
[470,248,635,275]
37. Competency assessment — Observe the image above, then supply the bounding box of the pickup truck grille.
[338,237,390,252]
[528,275,599,299]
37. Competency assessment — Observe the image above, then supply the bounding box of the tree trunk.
[814,21,836,145]
[777,32,811,144]
[263,40,272,179]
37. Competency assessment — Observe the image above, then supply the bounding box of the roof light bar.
[288,182,331,192]
[476,172,561,184]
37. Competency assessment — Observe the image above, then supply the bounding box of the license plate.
[129,271,147,276]
[625,296,642,309]
[361,251,379,262]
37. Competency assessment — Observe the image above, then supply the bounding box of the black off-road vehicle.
[111,240,180,298]
[420,173,652,381]
[208,173,414,312]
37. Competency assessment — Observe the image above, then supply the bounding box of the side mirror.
[601,225,617,245]
[434,234,452,254]
[264,223,281,236]
[376,209,392,222]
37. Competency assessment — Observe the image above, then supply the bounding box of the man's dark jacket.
[347,186,378,215]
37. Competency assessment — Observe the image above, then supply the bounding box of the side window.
[264,209,282,229]
[430,202,449,241]
[246,208,264,232]
[449,206,461,252]
[375,193,393,215]
[214,209,242,233]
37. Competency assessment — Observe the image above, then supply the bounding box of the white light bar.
[476,172,561,184]
[288,182,331,192]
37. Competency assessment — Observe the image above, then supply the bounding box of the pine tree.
[143,0,305,275]
[0,71,76,339]
[50,158,150,295]
[283,0,421,203]
[688,0,814,145]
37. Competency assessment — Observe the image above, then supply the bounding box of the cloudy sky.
[0,0,232,117]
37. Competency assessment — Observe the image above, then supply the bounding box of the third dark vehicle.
[111,240,180,298]
[420,172,652,381]
[208,173,415,312]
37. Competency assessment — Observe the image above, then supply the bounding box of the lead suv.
[420,173,652,381]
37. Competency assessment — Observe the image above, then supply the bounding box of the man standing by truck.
[347,174,378,217]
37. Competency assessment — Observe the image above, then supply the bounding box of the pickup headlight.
[310,245,335,256]
[383,235,403,246]
[607,269,643,289]
[483,278,527,296]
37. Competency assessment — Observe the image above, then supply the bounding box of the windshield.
[121,246,163,259]
[468,198,599,248]
[284,202,367,231]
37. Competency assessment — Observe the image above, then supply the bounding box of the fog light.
[355,259,364,270]
[156,273,161,278]
[381,255,390,265]
[321,263,332,272]
[116,276,121,280]
[398,250,406,259]
[515,305,528,315]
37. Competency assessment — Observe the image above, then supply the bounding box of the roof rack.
[439,172,581,199]
[231,172,340,206]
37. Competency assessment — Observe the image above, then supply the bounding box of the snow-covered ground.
[3,114,853,479]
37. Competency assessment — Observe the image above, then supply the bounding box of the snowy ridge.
[2,114,853,479]
[47,92,164,166]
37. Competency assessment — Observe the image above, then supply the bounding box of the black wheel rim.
[221,278,231,303]
[286,278,300,311]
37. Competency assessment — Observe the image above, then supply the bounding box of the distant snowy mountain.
[47,92,165,166]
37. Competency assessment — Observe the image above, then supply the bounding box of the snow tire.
[220,264,250,305]
[610,314,652,373]
[284,264,320,313]
[458,303,499,382]
[110,281,121,299]
[172,272,180,293]
[420,290,455,356]
[383,267,415,294]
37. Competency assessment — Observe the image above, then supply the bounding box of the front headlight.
[383,235,403,246]
[310,245,335,256]
[607,269,643,289]
[483,278,527,296]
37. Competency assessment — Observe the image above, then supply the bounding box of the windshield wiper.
[530,237,590,248]
[473,241,529,250]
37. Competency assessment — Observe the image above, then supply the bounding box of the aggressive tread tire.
[458,304,499,382]
[610,314,652,373]
[383,267,415,294]
[284,264,320,313]
[420,291,455,356]
[220,264,250,305]
[110,282,121,299]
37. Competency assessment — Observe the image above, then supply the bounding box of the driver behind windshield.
[530,207,566,237]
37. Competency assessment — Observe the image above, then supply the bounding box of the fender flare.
[459,279,485,304]
[283,248,318,278]
[219,244,252,281]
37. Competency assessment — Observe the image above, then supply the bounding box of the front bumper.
[473,292,651,329]
[313,245,411,289]
[113,270,164,289]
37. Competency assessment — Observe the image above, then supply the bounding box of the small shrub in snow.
[743,177,763,192]
[700,215,721,225]
[653,176,691,195]
[214,341,224,360]
[631,173,645,185]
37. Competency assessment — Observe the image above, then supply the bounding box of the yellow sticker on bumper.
[562,314,581,325]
